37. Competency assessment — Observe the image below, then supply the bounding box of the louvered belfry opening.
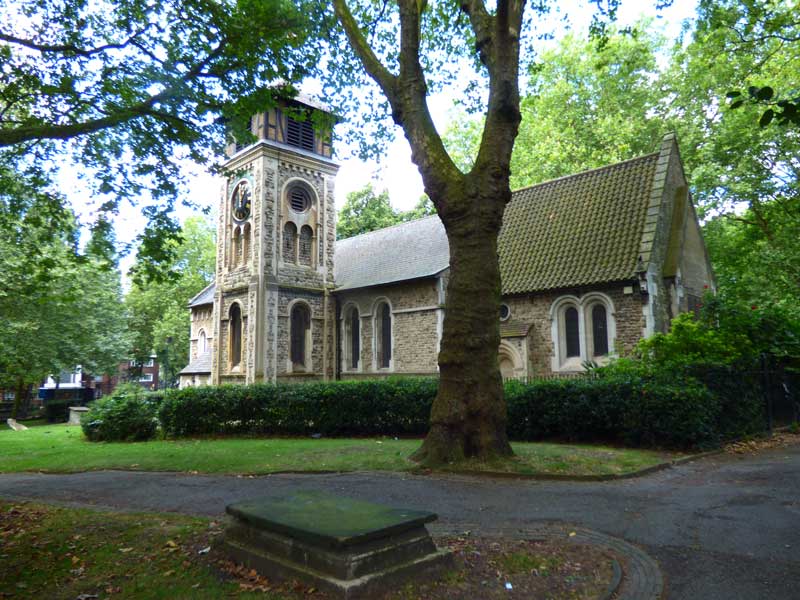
[289,186,310,213]
[291,303,310,370]
[286,116,314,152]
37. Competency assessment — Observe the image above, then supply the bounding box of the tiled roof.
[334,216,450,291]
[499,152,660,294]
[188,282,215,307]
[500,321,531,338]
[333,146,666,294]
[180,352,212,375]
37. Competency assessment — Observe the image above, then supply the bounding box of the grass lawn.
[0,423,679,477]
[0,500,616,600]
[0,500,289,599]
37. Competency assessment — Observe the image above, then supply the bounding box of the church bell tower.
[211,96,340,384]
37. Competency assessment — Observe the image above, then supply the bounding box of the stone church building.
[179,96,714,387]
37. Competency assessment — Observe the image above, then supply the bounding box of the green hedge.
[158,378,436,438]
[504,376,719,448]
[157,372,765,449]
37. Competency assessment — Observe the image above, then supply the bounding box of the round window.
[500,303,511,321]
[288,185,311,213]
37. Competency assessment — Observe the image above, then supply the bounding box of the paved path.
[1,446,799,599]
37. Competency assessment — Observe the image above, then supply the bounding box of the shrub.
[158,375,749,450]
[505,374,721,449]
[158,378,436,438]
[82,384,158,442]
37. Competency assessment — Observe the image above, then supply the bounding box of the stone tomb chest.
[221,491,452,598]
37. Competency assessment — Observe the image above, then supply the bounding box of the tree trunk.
[412,198,513,465]
[10,378,27,419]
[333,0,524,466]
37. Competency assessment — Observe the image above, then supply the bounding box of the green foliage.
[400,195,437,222]
[157,375,763,450]
[441,15,799,316]
[511,24,667,189]
[636,313,748,369]
[0,164,129,397]
[505,376,721,450]
[125,215,215,384]
[0,0,322,281]
[81,384,158,442]
[668,0,799,312]
[700,0,800,127]
[337,185,437,239]
[703,212,800,322]
[336,185,399,239]
[158,378,437,438]
[618,294,800,372]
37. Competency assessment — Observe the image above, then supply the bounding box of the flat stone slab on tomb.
[226,490,437,548]
[221,490,452,599]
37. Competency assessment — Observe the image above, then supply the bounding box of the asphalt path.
[1,445,798,599]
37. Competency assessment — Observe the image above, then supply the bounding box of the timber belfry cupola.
[226,93,337,159]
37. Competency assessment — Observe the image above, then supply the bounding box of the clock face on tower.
[231,181,251,221]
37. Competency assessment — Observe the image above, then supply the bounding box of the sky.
[60,0,699,272]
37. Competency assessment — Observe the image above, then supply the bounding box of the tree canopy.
[442,11,799,317]
[0,0,316,279]
[0,165,128,411]
[124,216,216,387]
[337,184,435,239]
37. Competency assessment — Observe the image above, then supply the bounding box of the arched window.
[242,223,251,265]
[376,302,392,369]
[550,294,616,372]
[591,304,609,356]
[564,306,580,358]
[283,222,297,263]
[344,306,360,370]
[229,304,242,369]
[232,227,241,267]
[299,225,313,267]
[199,330,207,354]
[290,303,310,371]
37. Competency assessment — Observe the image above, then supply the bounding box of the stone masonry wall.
[217,291,248,384]
[336,278,441,378]
[678,202,715,304]
[189,305,213,360]
[502,283,647,377]
[275,288,327,380]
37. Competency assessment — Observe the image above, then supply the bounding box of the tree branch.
[459,0,493,65]
[0,28,150,58]
[471,0,525,182]
[0,41,227,147]
[332,0,398,102]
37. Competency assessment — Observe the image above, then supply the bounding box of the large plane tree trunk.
[334,0,525,465]
[413,202,513,463]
